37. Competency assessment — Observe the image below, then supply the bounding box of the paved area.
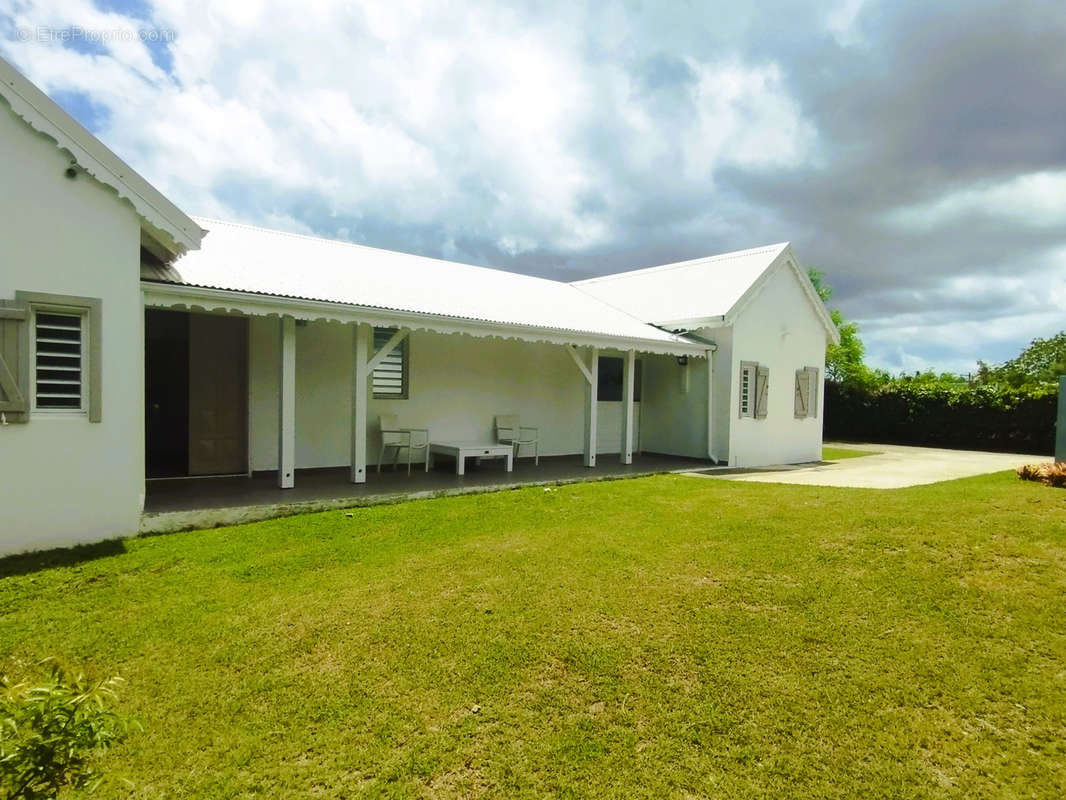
[685,442,1051,489]
[142,453,712,533]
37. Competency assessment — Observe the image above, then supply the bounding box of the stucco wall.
[640,354,708,459]
[0,102,144,554]
[247,319,648,470]
[727,265,827,467]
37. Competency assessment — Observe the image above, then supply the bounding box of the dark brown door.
[188,314,248,475]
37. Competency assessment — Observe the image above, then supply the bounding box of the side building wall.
[0,101,144,555]
[727,265,828,467]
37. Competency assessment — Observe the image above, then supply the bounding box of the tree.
[807,268,883,387]
[977,332,1066,387]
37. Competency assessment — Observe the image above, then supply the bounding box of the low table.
[429,441,513,476]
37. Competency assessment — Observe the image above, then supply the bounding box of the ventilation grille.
[35,311,82,409]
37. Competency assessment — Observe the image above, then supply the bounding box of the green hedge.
[824,381,1058,454]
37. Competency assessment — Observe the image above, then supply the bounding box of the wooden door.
[188,314,248,475]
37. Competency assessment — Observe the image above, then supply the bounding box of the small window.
[34,311,84,410]
[740,361,769,419]
[372,327,408,399]
[739,361,756,417]
[597,356,642,402]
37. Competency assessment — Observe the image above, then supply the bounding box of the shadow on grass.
[0,538,127,579]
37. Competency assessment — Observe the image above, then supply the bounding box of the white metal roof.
[161,218,691,348]
[571,243,791,325]
[0,56,203,254]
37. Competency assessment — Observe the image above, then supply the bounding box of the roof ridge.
[572,242,790,286]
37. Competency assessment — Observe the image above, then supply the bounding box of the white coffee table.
[429,441,513,475]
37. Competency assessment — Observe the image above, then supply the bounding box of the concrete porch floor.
[141,453,714,534]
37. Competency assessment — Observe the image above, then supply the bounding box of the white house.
[0,58,838,556]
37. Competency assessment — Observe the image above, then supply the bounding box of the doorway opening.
[145,309,248,478]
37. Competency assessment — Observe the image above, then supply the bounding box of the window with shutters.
[739,361,757,418]
[372,327,409,399]
[34,311,85,410]
[740,361,769,419]
[14,291,102,422]
[794,366,819,419]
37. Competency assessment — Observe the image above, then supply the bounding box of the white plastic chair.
[378,414,429,475]
[495,415,539,466]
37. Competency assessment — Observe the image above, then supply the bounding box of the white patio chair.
[495,415,539,466]
[378,414,429,475]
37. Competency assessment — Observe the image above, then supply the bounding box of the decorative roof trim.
[0,56,202,254]
[141,282,711,357]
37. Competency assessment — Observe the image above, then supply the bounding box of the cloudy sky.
[2,0,1064,373]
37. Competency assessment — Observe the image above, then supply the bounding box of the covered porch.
[141,452,714,533]
[141,273,719,530]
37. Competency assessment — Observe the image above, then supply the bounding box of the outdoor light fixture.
[676,355,689,366]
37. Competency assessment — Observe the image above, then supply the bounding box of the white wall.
[0,102,145,554]
[640,354,709,459]
[727,265,828,467]
[249,320,611,470]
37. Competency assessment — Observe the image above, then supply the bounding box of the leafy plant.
[0,660,135,799]
[824,380,1058,454]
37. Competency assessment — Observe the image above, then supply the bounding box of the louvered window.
[372,327,408,399]
[34,311,84,410]
[739,361,756,418]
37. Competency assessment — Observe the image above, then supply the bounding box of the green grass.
[2,473,1065,798]
[822,446,881,460]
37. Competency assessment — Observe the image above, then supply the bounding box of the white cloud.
[1,0,818,259]
[883,171,1066,232]
[826,0,869,47]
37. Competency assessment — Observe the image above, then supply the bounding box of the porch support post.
[620,349,635,464]
[277,315,296,489]
[350,322,370,484]
[706,348,715,461]
[583,347,599,467]
[566,345,599,467]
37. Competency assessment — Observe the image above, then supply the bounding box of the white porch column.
[565,345,599,467]
[277,315,296,489]
[350,323,370,483]
[584,348,599,467]
[706,348,715,461]
[620,349,635,464]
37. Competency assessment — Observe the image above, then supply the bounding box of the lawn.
[822,446,880,460]
[2,472,1065,798]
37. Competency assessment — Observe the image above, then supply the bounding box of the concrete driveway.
[686,442,1052,489]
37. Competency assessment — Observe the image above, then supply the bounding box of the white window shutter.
[794,369,808,417]
[0,303,28,420]
[755,366,769,419]
[806,366,819,418]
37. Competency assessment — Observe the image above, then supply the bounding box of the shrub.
[1017,462,1066,487]
[825,381,1058,454]
[0,660,135,799]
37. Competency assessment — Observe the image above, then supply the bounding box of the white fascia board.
[141,282,710,357]
[654,315,727,331]
[0,57,203,254]
[722,245,840,345]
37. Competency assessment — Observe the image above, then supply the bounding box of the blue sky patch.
[52,89,111,132]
